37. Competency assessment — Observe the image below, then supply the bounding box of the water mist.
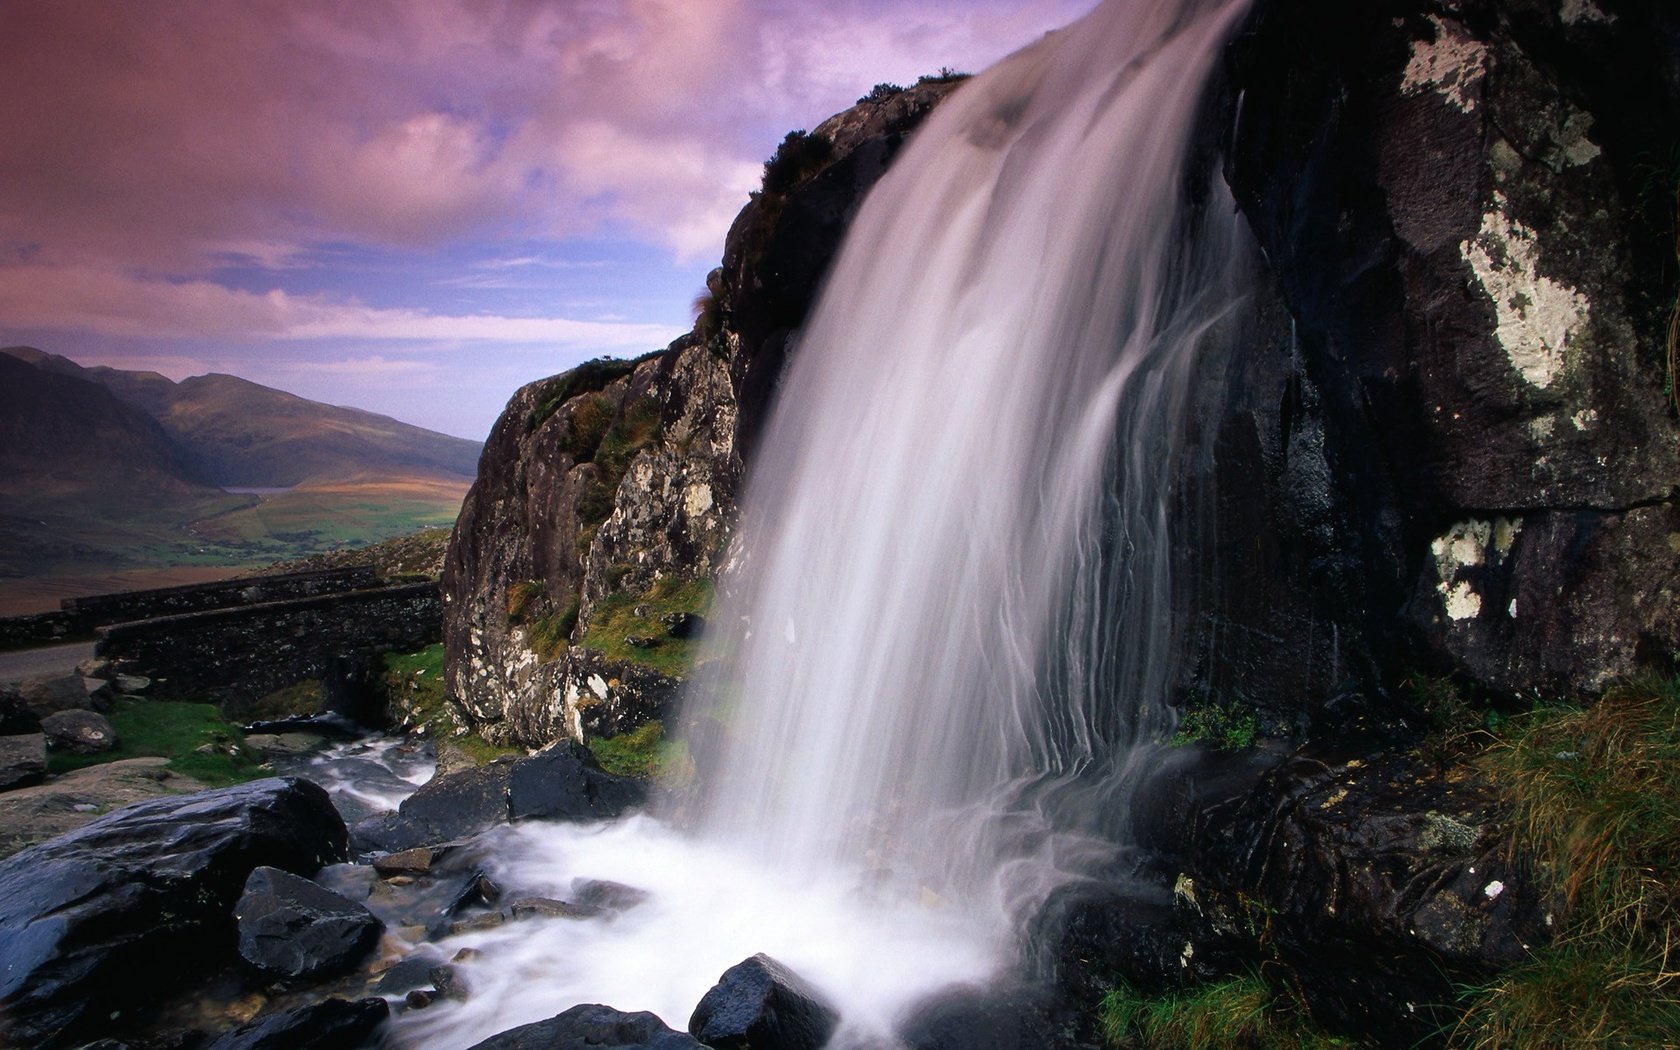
[396,1,1252,1045]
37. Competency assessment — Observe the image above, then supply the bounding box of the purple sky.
[0,0,1091,440]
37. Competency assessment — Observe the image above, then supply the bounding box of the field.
[0,473,470,614]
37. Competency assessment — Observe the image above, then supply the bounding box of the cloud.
[0,264,684,351]
[0,0,1089,279]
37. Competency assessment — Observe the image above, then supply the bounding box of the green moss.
[47,698,263,786]
[587,720,686,780]
[580,576,713,677]
[1171,697,1258,751]
[526,601,579,661]
[379,643,519,767]
[1100,975,1350,1049]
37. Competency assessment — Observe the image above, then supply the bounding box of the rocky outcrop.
[443,81,965,747]
[467,1003,706,1050]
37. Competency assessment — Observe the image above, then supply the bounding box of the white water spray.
[686,0,1252,917]
[396,1,1251,1044]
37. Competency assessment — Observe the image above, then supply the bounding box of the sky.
[0,0,1092,440]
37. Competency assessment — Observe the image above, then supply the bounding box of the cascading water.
[396,1,1251,1045]
[687,0,1252,923]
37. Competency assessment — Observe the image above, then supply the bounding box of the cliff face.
[441,81,965,747]
[1178,0,1680,733]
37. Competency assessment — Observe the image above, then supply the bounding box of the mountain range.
[0,346,481,613]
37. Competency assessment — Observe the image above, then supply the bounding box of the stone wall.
[97,583,440,720]
[0,567,380,649]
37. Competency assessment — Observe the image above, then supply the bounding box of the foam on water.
[392,817,1002,1048]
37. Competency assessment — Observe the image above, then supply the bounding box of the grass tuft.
[1454,675,1680,1047]
[587,720,686,781]
[1100,974,1349,1049]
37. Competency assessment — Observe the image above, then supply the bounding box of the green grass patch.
[1100,974,1349,1049]
[580,576,713,676]
[1453,676,1680,1046]
[47,698,263,786]
[524,358,638,434]
[587,720,687,780]
[1172,697,1258,751]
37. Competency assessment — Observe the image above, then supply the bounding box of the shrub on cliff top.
[763,130,835,196]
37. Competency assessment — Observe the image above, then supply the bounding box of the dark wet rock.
[351,745,640,855]
[445,870,503,915]
[0,732,46,792]
[375,954,444,996]
[507,741,644,822]
[0,777,346,1048]
[113,673,152,694]
[405,988,438,1010]
[571,878,651,913]
[40,708,118,754]
[509,896,602,920]
[351,760,515,853]
[469,1003,706,1050]
[898,983,1098,1050]
[1114,745,1547,1047]
[448,910,509,935]
[373,844,452,875]
[660,612,704,639]
[203,996,388,1050]
[234,865,382,981]
[688,953,839,1050]
[430,963,471,1001]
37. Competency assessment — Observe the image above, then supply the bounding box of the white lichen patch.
[1430,518,1520,622]
[587,673,609,699]
[1528,415,1556,441]
[1443,581,1482,620]
[1555,110,1601,168]
[1461,192,1590,388]
[1492,517,1521,558]
[683,481,714,518]
[1402,16,1488,113]
[1572,408,1598,430]
[1432,520,1493,569]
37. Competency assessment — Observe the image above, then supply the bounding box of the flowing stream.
[397,0,1251,1044]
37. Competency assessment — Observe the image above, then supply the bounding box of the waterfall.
[396,2,1254,1045]
[683,0,1252,918]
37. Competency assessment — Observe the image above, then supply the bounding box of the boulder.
[204,996,389,1050]
[17,673,109,719]
[507,741,645,822]
[352,745,643,854]
[468,1003,706,1050]
[40,709,118,754]
[688,954,839,1050]
[0,684,39,734]
[0,733,46,792]
[234,865,383,980]
[0,777,347,1048]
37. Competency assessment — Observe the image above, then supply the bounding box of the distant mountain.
[1,346,480,486]
[0,353,219,501]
